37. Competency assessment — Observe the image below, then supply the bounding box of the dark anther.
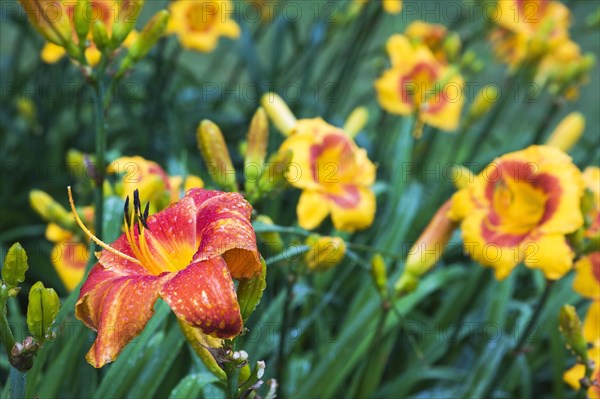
[133,189,141,214]
[140,202,150,229]
[124,196,131,226]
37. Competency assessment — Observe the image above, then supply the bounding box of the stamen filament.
[67,186,142,265]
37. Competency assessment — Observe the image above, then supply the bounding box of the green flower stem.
[92,79,107,257]
[224,340,240,399]
[482,281,554,398]
[0,287,16,359]
[276,270,296,399]
[9,367,26,399]
[576,360,594,399]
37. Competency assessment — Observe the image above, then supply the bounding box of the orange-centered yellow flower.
[375,34,464,131]
[279,118,376,233]
[108,155,203,211]
[71,188,262,367]
[448,145,584,280]
[168,0,240,52]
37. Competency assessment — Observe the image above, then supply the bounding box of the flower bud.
[245,107,269,191]
[305,236,346,271]
[18,0,72,46]
[126,9,169,62]
[73,0,90,42]
[27,281,60,342]
[443,32,461,62]
[196,120,237,192]
[257,149,292,194]
[178,320,226,381]
[2,243,29,290]
[370,254,388,299]
[449,165,474,189]
[110,0,145,48]
[237,258,267,322]
[343,106,369,138]
[92,20,110,53]
[546,112,585,153]
[254,215,284,253]
[468,85,499,122]
[559,305,589,361]
[260,92,297,136]
[395,200,456,295]
[29,190,74,229]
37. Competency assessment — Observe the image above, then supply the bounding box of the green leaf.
[168,373,219,399]
[1,243,28,289]
[237,257,267,322]
[26,282,60,341]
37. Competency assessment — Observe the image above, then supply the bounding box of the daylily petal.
[297,190,331,231]
[583,301,600,347]
[460,211,523,279]
[188,190,261,279]
[76,265,167,368]
[573,252,600,300]
[523,233,574,280]
[160,257,242,338]
[329,186,376,233]
[51,241,87,292]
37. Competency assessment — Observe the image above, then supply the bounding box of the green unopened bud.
[2,243,29,290]
[29,190,74,229]
[110,0,145,48]
[127,9,169,62]
[197,120,237,192]
[92,20,110,52]
[18,0,72,46]
[370,254,388,300]
[305,236,346,271]
[257,149,292,194]
[260,92,297,136]
[73,0,90,42]
[559,305,589,361]
[546,112,585,152]
[449,165,474,189]
[16,98,37,123]
[237,258,267,322]
[395,200,456,295]
[245,107,269,191]
[468,85,499,122]
[254,215,284,253]
[27,282,60,342]
[343,106,369,138]
[178,320,226,381]
[443,32,461,62]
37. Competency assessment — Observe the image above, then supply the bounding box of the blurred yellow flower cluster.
[375,22,465,131]
[490,0,594,99]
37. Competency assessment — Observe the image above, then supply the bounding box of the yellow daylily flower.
[279,118,377,233]
[375,34,464,131]
[168,0,240,52]
[405,21,452,64]
[448,145,584,280]
[108,155,204,211]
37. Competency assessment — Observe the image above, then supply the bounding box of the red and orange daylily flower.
[375,34,464,131]
[279,118,376,233]
[448,145,584,280]
[168,0,240,52]
[71,188,262,367]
